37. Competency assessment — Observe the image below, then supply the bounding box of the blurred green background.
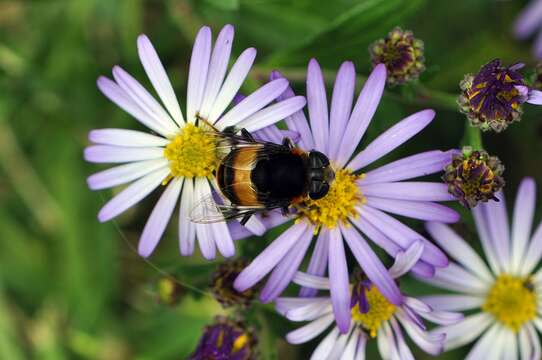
[1,0,541,358]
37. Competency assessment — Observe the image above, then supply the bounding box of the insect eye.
[309,151,330,168]
[309,181,329,200]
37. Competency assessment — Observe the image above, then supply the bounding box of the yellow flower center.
[351,285,396,338]
[482,274,537,332]
[163,123,218,179]
[296,169,364,230]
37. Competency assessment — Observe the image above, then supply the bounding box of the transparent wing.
[189,193,267,224]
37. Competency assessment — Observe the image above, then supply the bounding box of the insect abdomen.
[217,148,261,206]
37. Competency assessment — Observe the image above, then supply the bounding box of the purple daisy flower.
[420,177,542,359]
[514,0,542,58]
[84,25,306,258]
[276,242,463,358]
[233,58,460,333]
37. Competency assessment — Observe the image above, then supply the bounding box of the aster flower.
[420,177,542,359]
[84,25,306,258]
[369,27,425,86]
[211,259,257,308]
[442,146,505,208]
[233,59,460,333]
[458,59,542,132]
[189,316,256,359]
[514,0,542,59]
[276,242,463,359]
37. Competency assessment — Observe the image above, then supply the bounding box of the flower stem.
[461,119,483,150]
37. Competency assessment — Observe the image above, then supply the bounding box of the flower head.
[189,316,256,360]
[369,27,425,86]
[233,59,459,333]
[458,59,542,132]
[421,177,542,358]
[276,242,462,358]
[84,25,306,258]
[443,146,505,208]
[211,259,257,308]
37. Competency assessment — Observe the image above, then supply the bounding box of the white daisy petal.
[465,324,504,360]
[208,48,257,123]
[89,128,169,147]
[286,313,335,344]
[310,327,340,360]
[482,192,511,272]
[87,158,168,190]
[397,311,444,355]
[186,26,212,123]
[293,272,331,290]
[426,263,489,294]
[511,178,536,275]
[472,203,501,274]
[137,34,184,126]
[179,179,196,256]
[210,216,235,258]
[194,178,216,259]
[327,329,352,360]
[97,167,169,222]
[138,177,183,257]
[425,222,493,282]
[340,328,363,360]
[112,66,178,135]
[286,299,332,322]
[432,312,493,350]
[96,76,170,136]
[276,297,326,316]
[388,241,424,279]
[84,145,164,164]
[420,294,484,312]
[199,25,234,119]
[521,222,542,276]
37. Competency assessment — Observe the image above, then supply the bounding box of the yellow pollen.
[232,333,248,352]
[295,169,364,230]
[351,285,396,338]
[163,123,218,180]
[482,274,537,332]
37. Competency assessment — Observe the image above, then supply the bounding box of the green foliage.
[0,0,540,359]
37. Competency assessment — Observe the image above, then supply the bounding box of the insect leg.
[240,212,254,226]
[282,137,294,149]
[241,128,256,142]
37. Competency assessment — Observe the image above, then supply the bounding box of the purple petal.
[528,89,542,105]
[388,241,424,279]
[253,125,283,144]
[186,26,212,123]
[327,227,351,333]
[513,0,542,38]
[208,48,257,123]
[362,150,456,185]
[521,219,542,275]
[534,30,542,59]
[87,158,168,190]
[137,34,184,125]
[511,178,536,274]
[420,295,484,312]
[347,109,435,172]
[270,70,315,151]
[228,210,288,241]
[96,76,171,136]
[306,59,329,153]
[328,61,356,161]
[234,223,308,291]
[97,167,169,222]
[112,66,178,135]
[179,179,197,256]
[300,229,329,297]
[365,197,459,223]
[199,25,234,119]
[360,182,455,202]
[88,128,168,147]
[425,222,493,282]
[336,63,386,167]
[241,96,307,132]
[259,225,313,302]
[425,263,489,294]
[138,178,182,257]
[285,313,335,344]
[216,78,288,129]
[359,205,448,267]
[84,145,164,164]
[341,224,402,305]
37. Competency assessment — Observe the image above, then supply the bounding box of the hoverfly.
[189,124,335,225]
